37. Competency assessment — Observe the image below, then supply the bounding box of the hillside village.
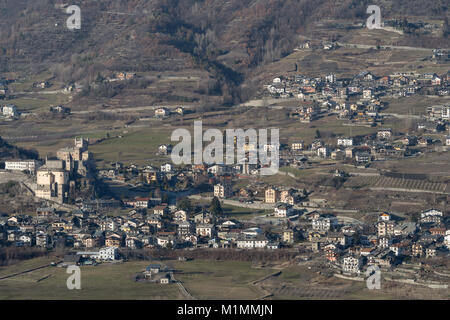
[1,57,449,291]
[1,0,450,303]
[0,123,449,288]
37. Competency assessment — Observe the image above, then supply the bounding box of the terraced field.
[345,176,448,193]
[270,286,348,299]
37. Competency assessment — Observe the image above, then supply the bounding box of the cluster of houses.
[63,246,119,266]
[286,124,450,166]
[267,71,448,102]
[0,193,447,277]
[0,136,448,281]
[267,71,449,128]
[141,263,171,284]
[307,209,450,275]
[0,199,270,250]
[0,68,448,282]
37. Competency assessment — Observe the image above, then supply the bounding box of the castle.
[35,138,91,204]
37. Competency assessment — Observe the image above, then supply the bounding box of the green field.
[0,257,273,300]
[221,204,269,220]
[89,127,173,167]
[1,256,447,300]
[171,260,274,299]
[0,257,180,299]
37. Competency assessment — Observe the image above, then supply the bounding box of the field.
[372,153,450,178]
[89,127,173,167]
[171,260,274,299]
[345,176,449,193]
[221,204,269,221]
[0,257,274,300]
[189,198,269,221]
[1,255,448,300]
[0,257,180,299]
[258,26,437,84]
[257,262,450,300]
[382,96,450,115]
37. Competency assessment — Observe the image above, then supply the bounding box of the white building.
[442,106,450,119]
[2,104,18,117]
[342,256,362,274]
[377,129,392,140]
[378,212,391,222]
[126,237,138,249]
[174,210,187,222]
[363,89,373,99]
[326,73,336,83]
[312,217,331,232]
[100,219,117,232]
[236,235,269,249]
[389,243,402,256]
[355,152,370,163]
[337,138,353,147]
[207,164,228,175]
[242,227,262,237]
[4,160,40,172]
[291,142,304,151]
[274,203,294,218]
[378,237,392,248]
[157,236,174,247]
[196,224,213,237]
[317,146,329,158]
[214,183,232,198]
[19,234,32,245]
[161,163,172,172]
[35,232,48,247]
[420,209,443,219]
[444,230,450,249]
[155,107,169,118]
[97,247,118,260]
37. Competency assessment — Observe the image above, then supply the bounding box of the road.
[379,112,422,119]
[13,89,68,95]
[170,272,195,300]
[188,194,363,225]
[335,42,437,52]
[70,104,190,115]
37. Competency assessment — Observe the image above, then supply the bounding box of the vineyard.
[345,176,449,193]
[269,285,347,299]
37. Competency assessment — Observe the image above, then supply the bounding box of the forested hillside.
[0,0,448,105]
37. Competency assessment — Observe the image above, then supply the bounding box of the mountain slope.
[0,0,448,106]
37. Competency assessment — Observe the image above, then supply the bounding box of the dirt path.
[0,264,53,281]
[170,272,195,300]
[251,271,283,300]
[336,42,439,52]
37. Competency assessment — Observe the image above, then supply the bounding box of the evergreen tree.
[315,129,321,139]
[209,196,223,216]
[444,17,450,37]
[178,197,192,213]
